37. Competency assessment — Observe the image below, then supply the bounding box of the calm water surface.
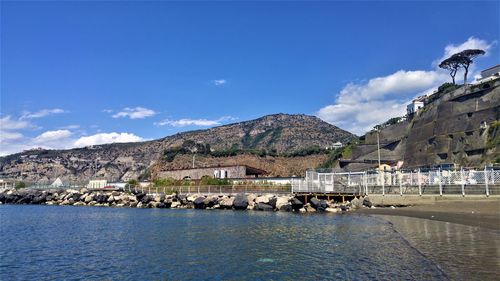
[0,205,490,280]
[377,215,500,281]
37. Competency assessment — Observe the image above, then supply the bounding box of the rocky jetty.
[0,188,371,213]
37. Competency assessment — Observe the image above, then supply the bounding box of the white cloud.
[336,70,447,105]
[73,132,144,147]
[212,79,227,86]
[317,37,494,135]
[33,130,73,144]
[20,108,65,120]
[435,36,495,65]
[155,116,236,127]
[112,107,156,119]
[58,125,80,130]
[0,131,24,142]
[0,115,30,130]
[317,70,448,135]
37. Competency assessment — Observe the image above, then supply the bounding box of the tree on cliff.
[455,49,485,84]
[439,56,464,84]
[439,49,485,85]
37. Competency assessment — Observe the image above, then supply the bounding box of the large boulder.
[135,192,147,201]
[319,200,329,210]
[32,193,48,204]
[94,194,108,204]
[154,194,165,203]
[233,193,248,210]
[203,196,218,208]
[309,198,321,209]
[255,203,274,211]
[140,195,152,204]
[291,198,304,211]
[267,197,277,209]
[351,197,363,209]
[219,197,234,209]
[193,197,206,209]
[275,197,290,211]
[363,196,373,208]
[176,195,188,204]
[255,195,272,204]
[84,194,94,203]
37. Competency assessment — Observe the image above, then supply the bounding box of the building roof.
[481,64,500,72]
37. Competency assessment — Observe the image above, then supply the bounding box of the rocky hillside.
[0,114,356,183]
[160,114,355,153]
[341,79,500,171]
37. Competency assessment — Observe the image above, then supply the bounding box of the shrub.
[15,181,26,189]
[200,176,231,185]
[153,177,177,187]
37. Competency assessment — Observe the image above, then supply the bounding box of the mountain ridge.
[0,113,356,183]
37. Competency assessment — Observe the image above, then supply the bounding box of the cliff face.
[343,79,500,171]
[0,114,356,183]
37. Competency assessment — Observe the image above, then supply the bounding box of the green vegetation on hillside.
[372,116,406,131]
[162,139,336,162]
[317,142,358,169]
[486,120,500,149]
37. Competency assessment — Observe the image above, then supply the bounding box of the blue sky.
[1,1,499,155]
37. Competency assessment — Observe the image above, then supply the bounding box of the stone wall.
[344,79,500,170]
[157,166,247,180]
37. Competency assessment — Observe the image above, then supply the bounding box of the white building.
[51,178,64,188]
[406,100,424,115]
[479,64,500,81]
[327,142,344,150]
[87,179,107,189]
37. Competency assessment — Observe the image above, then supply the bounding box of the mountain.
[0,114,356,183]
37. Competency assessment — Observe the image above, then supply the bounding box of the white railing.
[292,168,500,196]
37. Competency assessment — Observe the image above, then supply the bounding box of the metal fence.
[129,185,291,195]
[292,168,500,196]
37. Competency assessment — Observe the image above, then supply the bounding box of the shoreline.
[358,200,500,230]
[2,188,499,230]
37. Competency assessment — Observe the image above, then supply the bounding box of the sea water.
[0,205,486,280]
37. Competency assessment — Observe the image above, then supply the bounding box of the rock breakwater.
[0,188,371,213]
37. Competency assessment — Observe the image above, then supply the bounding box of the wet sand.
[358,200,500,280]
[358,200,500,230]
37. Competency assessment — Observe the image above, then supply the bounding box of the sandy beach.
[358,199,500,230]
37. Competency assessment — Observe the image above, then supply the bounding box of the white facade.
[214,169,228,179]
[87,179,107,189]
[480,65,500,80]
[331,142,343,149]
[51,178,64,188]
[406,101,424,115]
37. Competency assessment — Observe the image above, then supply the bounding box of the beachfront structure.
[406,99,424,115]
[157,165,267,180]
[292,168,500,196]
[87,179,107,189]
[478,64,500,81]
[0,179,16,189]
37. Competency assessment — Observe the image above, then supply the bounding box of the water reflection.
[377,215,500,280]
[0,206,451,280]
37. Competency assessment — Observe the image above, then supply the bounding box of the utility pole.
[376,129,381,168]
